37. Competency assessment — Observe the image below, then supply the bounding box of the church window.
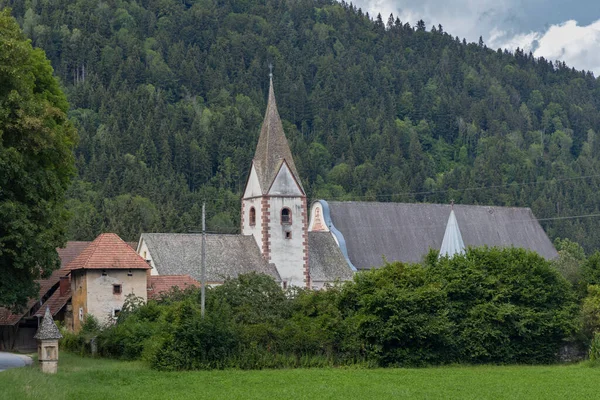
[285,231,292,239]
[281,208,292,225]
[249,207,256,226]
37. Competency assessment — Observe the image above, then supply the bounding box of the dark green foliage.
[0,9,76,308]
[583,252,600,286]
[339,262,454,366]
[2,0,600,249]
[73,248,579,370]
[427,247,579,364]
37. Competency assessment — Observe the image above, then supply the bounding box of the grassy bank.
[2,353,599,400]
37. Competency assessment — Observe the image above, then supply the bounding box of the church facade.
[136,77,558,290]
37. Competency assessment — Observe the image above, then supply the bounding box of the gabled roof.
[34,284,71,318]
[308,232,354,283]
[57,241,92,267]
[148,275,200,299]
[141,233,281,283]
[318,201,558,269]
[252,76,303,194]
[67,233,150,271]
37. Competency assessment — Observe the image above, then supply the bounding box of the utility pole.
[201,202,206,318]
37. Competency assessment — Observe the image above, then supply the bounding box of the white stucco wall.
[85,269,148,326]
[241,196,262,252]
[137,239,158,276]
[268,196,305,287]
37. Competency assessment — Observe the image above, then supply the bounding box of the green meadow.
[2,353,599,400]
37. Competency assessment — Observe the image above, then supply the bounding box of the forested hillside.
[3,0,600,250]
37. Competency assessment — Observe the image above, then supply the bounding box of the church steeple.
[241,70,309,289]
[252,75,303,194]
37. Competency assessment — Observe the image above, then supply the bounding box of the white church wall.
[137,239,158,276]
[269,164,303,196]
[241,196,263,252]
[268,196,306,287]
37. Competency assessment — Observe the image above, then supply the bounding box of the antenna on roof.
[268,63,273,79]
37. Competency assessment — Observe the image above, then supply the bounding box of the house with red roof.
[68,233,151,332]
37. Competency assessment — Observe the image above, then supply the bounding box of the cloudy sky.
[352,0,600,75]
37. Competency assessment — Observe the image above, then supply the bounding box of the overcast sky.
[351,0,600,75]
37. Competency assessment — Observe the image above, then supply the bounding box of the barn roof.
[252,76,303,194]
[0,241,91,326]
[308,232,354,283]
[148,275,200,299]
[319,201,557,269]
[141,233,281,283]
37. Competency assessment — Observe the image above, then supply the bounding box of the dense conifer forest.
[3,0,600,250]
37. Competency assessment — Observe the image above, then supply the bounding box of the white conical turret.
[439,208,465,259]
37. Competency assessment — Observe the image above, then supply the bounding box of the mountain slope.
[4,0,600,251]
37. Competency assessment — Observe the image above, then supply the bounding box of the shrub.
[428,247,579,364]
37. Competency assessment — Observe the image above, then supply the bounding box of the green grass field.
[2,353,599,400]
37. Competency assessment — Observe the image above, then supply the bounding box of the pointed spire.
[34,307,63,340]
[252,71,303,194]
[439,208,465,259]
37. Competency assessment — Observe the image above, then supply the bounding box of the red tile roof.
[0,241,91,325]
[148,275,199,299]
[34,285,71,318]
[66,233,150,271]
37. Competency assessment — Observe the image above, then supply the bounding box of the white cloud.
[495,20,600,75]
[350,0,600,75]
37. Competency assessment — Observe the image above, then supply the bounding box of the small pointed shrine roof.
[253,76,303,194]
[439,209,466,258]
[34,307,63,340]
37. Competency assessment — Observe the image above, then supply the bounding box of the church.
[137,76,557,289]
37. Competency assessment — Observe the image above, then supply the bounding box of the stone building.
[68,233,150,331]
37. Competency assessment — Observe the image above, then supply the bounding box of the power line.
[310,173,600,202]
[191,172,600,203]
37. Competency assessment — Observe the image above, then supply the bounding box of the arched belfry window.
[281,208,292,225]
[249,207,256,226]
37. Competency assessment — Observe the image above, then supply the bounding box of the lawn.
[2,353,599,400]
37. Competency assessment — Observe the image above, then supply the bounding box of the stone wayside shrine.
[34,307,62,374]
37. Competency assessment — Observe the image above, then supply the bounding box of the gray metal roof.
[252,76,303,194]
[141,233,281,283]
[324,201,558,269]
[308,232,354,283]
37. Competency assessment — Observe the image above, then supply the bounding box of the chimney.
[59,276,70,296]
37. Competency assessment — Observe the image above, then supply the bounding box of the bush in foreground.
[66,247,579,370]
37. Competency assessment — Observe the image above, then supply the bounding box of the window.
[101,270,107,276]
[281,208,291,225]
[127,269,133,277]
[113,284,122,295]
[285,231,292,239]
[282,281,288,290]
[78,307,84,321]
[249,207,256,226]
[113,309,121,319]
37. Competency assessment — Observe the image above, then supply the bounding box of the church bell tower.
[241,73,309,288]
